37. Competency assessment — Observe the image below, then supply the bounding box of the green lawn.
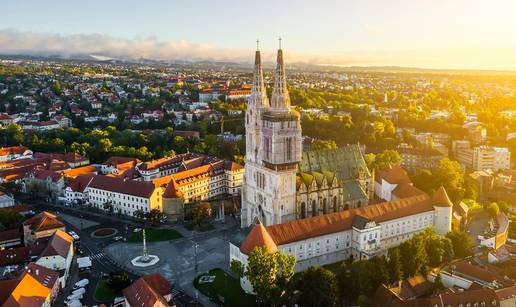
[127,228,182,243]
[94,279,120,302]
[194,268,257,307]
[185,222,215,232]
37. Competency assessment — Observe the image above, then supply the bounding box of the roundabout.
[91,227,118,238]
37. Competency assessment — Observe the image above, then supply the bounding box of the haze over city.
[0,2,515,307]
[2,0,516,70]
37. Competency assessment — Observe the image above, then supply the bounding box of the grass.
[127,228,182,243]
[194,268,257,307]
[94,279,120,302]
[185,222,215,232]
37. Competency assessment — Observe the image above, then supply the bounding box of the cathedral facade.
[241,45,372,228]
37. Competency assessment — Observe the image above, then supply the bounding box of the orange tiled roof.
[39,229,73,258]
[376,165,411,185]
[266,193,434,245]
[122,273,172,307]
[392,183,426,199]
[62,165,97,178]
[22,211,64,232]
[240,222,278,254]
[433,186,453,207]
[0,146,29,157]
[2,262,59,307]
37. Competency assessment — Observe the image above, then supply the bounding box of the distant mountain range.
[1,52,516,76]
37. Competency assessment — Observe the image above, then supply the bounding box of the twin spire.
[251,38,290,111]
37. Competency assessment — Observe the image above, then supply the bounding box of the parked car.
[73,278,89,289]
[133,228,142,233]
[113,236,123,241]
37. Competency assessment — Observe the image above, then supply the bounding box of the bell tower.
[241,39,302,228]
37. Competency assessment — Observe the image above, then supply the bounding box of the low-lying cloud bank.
[1,29,516,70]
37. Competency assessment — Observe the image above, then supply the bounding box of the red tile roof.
[88,175,157,198]
[376,165,411,185]
[39,229,73,258]
[0,146,30,157]
[0,228,21,243]
[240,222,278,254]
[122,273,172,307]
[65,173,95,192]
[23,211,65,232]
[266,193,435,245]
[433,186,453,207]
[1,262,59,307]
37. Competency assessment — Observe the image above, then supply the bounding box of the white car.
[114,236,123,241]
[73,278,89,289]
[133,228,142,233]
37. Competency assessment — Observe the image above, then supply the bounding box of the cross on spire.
[278,37,282,49]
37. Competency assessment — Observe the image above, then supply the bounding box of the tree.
[108,271,131,292]
[446,230,473,259]
[433,159,465,203]
[0,209,24,229]
[411,169,435,194]
[146,209,166,225]
[191,202,211,226]
[311,140,337,150]
[245,246,296,306]
[230,259,245,279]
[399,236,428,276]
[298,266,338,307]
[388,248,403,282]
[486,202,500,218]
[373,149,402,172]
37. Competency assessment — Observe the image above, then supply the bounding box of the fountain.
[130,229,160,267]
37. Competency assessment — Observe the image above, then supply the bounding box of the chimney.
[35,269,39,275]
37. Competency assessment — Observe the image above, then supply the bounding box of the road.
[33,201,204,307]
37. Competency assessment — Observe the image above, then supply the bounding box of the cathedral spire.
[250,40,269,108]
[270,37,290,111]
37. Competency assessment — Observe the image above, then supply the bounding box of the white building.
[456,146,511,171]
[231,186,453,294]
[85,175,163,217]
[0,192,15,208]
[35,229,74,288]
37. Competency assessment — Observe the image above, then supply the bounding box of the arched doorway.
[323,198,328,214]
[312,199,317,217]
[344,203,349,210]
[300,202,306,219]
[333,196,338,212]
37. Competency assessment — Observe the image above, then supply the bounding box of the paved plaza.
[104,230,232,306]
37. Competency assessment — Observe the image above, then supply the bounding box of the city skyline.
[2,0,516,70]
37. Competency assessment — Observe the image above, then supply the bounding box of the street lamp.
[194,242,199,274]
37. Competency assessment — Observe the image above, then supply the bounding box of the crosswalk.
[89,252,106,260]
[172,288,185,298]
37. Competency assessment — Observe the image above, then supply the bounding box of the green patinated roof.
[311,171,325,187]
[299,145,370,181]
[343,181,367,201]
[300,172,314,187]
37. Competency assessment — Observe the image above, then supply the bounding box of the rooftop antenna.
[256,39,260,51]
[278,37,282,49]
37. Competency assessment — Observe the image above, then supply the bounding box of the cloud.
[0,28,254,62]
[1,29,516,70]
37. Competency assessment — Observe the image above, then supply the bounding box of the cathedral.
[232,45,452,293]
[241,43,373,228]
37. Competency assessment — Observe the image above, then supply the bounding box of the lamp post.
[194,242,199,274]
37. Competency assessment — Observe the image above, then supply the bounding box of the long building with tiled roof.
[231,186,453,293]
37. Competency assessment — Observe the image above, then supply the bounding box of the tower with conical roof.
[433,186,453,236]
[241,39,302,228]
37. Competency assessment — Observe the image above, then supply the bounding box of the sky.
[1,0,516,70]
